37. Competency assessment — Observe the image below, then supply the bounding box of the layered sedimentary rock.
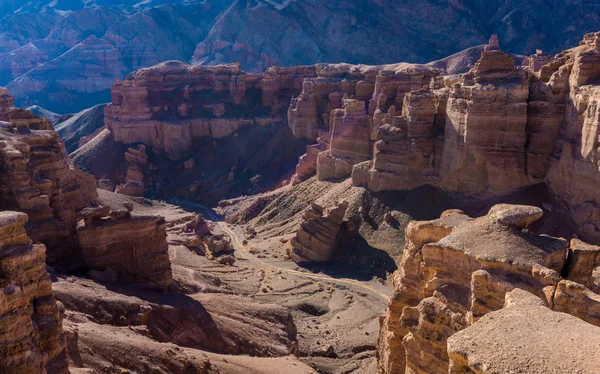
[0,90,173,290]
[76,200,172,290]
[447,289,600,374]
[0,211,68,374]
[105,62,316,161]
[544,32,600,244]
[0,102,97,260]
[288,201,348,263]
[316,99,371,180]
[288,63,436,141]
[115,144,148,197]
[377,204,600,374]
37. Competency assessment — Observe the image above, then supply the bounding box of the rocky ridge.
[280,34,600,245]
[377,204,600,374]
[0,211,68,374]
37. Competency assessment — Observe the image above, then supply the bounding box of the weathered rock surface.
[447,289,600,374]
[54,103,107,154]
[0,91,173,289]
[76,194,172,290]
[377,204,600,374]
[288,201,348,263]
[0,211,68,374]
[0,101,97,260]
[105,61,315,160]
[114,144,148,197]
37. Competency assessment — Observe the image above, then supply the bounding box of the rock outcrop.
[0,90,173,289]
[377,204,600,374]
[115,144,148,197]
[288,201,348,263]
[447,289,600,374]
[105,62,316,161]
[0,211,68,374]
[0,102,97,261]
[288,33,600,244]
[76,200,172,290]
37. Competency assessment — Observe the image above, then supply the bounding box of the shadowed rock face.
[0,211,69,374]
[289,201,349,263]
[377,204,600,374]
[0,90,173,288]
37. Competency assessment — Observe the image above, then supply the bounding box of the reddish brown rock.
[377,205,568,374]
[288,201,348,263]
[115,144,148,196]
[105,62,316,160]
[564,239,600,294]
[0,211,68,374]
[447,289,600,374]
[0,103,97,261]
[76,202,172,290]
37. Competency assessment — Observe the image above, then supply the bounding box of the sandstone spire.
[484,34,501,51]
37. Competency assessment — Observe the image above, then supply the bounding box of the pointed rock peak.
[484,34,501,52]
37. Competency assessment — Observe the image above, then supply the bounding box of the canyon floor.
[60,190,392,373]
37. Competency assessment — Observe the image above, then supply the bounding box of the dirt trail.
[175,200,391,302]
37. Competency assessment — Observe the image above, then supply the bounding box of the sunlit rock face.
[105,62,316,161]
[288,33,600,245]
[0,211,69,374]
[377,204,600,374]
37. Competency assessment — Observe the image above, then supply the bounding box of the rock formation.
[377,204,600,374]
[0,102,97,261]
[105,62,316,161]
[182,213,234,260]
[447,289,600,374]
[0,211,69,374]
[115,144,148,197]
[0,90,173,289]
[76,199,172,290]
[288,201,348,263]
[287,33,600,244]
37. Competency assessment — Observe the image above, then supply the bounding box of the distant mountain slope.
[193,0,600,71]
[54,103,108,153]
[0,1,232,112]
[1,0,600,112]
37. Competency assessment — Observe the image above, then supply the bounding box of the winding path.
[174,200,392,302]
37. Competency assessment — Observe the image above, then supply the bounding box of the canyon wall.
[0,211,69,374]
[377,204,600,374]
[0,90,173,288]
[283,34,600,245]
[105,61,316,160]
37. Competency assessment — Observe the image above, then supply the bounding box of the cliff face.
[279,34,600,244]
[105,62,315,161]
[377,204,600,374]
[0,99,97,261]
[0,211,69,374]
[0,90,173,288]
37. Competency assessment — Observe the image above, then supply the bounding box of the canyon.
[1,9,600,374]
